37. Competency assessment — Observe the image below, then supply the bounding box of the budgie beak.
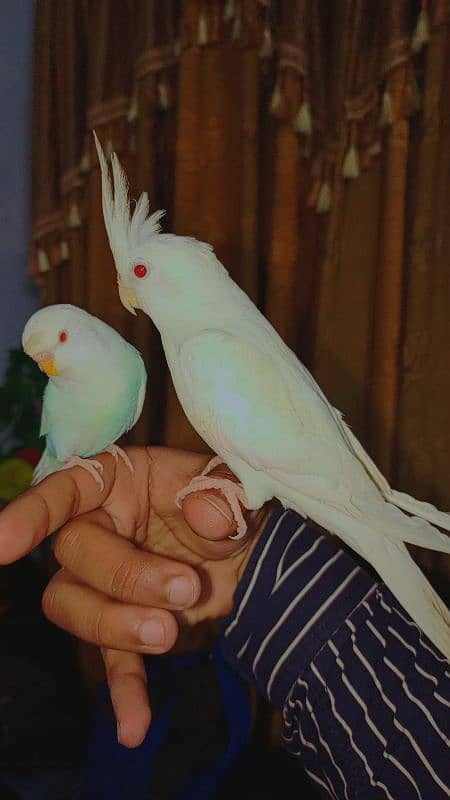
[36,353,59,377]
[117,278,138,316]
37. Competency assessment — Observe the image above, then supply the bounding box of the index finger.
[0,455,120,564]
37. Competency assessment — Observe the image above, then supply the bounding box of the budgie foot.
[104,444,134,473]
[59,456,105,491]
[175,475,248,539]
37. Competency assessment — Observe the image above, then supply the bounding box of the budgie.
[22,304,147,489]
[94,133,450,658]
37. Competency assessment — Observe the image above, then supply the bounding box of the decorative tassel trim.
[197,12,208,45]
[105,139,114,159]
[127,94,138,122]
[367,140,382,157]
[259,27,273,59]
[342,144,360,179]
[157,81,170,109]
[316,181,332,214]
[306,179,321,208]
[231,10,242,40]
[269,80,282,114]
[223,0,235,22]
[60,241,70,261]
[405,73,422,114]
[79,151,90,173]
[379,90,394,127]
[37,249,50,273]
[293,101,312,135]
[68,203,82,229]
[411,7,430,53]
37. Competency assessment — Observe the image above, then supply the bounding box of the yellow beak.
[118,279,139,316]
[38,356,59,377]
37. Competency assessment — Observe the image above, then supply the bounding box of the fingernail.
[168,576,196,607]
[203,495,234,524]
[138,619,165,646]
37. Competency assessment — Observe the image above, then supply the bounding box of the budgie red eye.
[59,330,68,343]
[133,264,148,278]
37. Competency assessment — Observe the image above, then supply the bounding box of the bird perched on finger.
[22,304,147,489]
[95,133,450,659]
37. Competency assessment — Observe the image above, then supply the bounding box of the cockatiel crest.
[93,131,165,314]
[93,131,213,317]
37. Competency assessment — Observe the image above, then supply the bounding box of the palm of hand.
[85,446,254,625]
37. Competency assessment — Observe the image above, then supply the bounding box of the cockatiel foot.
[104,444,134,473]
[59,456,105,491]
[200,456,225,477]
[175,475,248,539]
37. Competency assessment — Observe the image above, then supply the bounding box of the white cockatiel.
[22,304,147,489]
[94,133,450,659]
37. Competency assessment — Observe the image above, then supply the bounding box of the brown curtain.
[31,1,450,587]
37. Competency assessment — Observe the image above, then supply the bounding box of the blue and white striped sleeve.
[220,508,450,799]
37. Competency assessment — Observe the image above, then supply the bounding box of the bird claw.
[175,474,248,538]
[104,444,134,473]
[59,456,105,491]
[200,456,225,477]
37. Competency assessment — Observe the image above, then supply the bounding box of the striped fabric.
[220,509,450,799]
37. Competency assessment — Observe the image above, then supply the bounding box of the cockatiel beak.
[117,276,139,316]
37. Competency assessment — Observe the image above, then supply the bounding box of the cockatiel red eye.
[133,264,148,278]
[59,330,68,343]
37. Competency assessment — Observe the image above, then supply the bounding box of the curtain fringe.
[293,100,312,135]
[411,5,430,53]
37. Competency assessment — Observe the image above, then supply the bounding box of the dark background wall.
[0,0,37,379]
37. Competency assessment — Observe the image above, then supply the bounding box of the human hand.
[0,447,272,746]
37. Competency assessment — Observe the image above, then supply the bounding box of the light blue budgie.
[94,134,450,659]
[22,304,147,489]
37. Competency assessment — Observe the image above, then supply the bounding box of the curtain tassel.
[68,203,82,229]
[37,248,50,274]
[316,180,331,214]
[269,80,282,114]
[293,101,312,135]
[259,27,273,59]
[157,81,170,110]
[367,140,382,157]
[105,139,114,159]
[342,128,360,179]
[223,0,235,22]
[411,5,430,53]
[232,11,242,40]
[79,150,91,173]
[60,241,70,261]
[378,90,394,127]
[127,94,138,122]
[197,12,209,46]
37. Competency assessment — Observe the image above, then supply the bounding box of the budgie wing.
[125,356,147,432]
[39,384,51,438]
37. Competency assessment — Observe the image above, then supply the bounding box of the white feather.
[97,144,450,660]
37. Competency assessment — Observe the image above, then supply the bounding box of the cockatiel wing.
[179,329,362,489]
[179,329,450,555]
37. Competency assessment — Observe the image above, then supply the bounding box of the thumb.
[182,489,237,541]
[181,464,241,542]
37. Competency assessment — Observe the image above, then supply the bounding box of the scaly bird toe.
[175,475,248,538]
[59,456,105,491]
[104,444,134,473]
